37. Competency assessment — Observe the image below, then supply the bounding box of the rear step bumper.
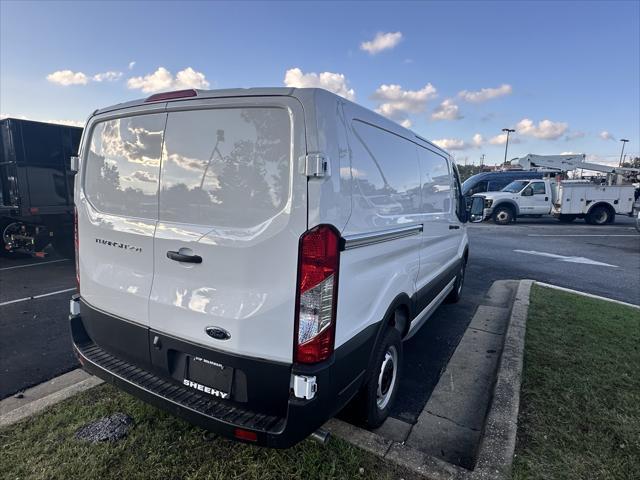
[69,305,367,448]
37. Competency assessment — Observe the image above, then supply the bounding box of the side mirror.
[469,197,485,223]
[69,156,79,175]
[522,187,533,197]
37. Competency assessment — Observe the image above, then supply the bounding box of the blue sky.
[1,0,638,165]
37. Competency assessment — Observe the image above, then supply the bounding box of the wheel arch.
[586,201,615,217]
[493,200,519,216]
[369,293,412,361]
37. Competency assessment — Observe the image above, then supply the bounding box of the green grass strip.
[513,285,640,480]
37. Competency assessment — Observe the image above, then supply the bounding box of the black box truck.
[0,118,82,257]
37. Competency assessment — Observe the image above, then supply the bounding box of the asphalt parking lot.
[1,216,639,426]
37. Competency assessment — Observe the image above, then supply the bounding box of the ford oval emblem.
[205,326,231,341]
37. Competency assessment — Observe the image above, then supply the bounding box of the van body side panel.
[306,90,352,232]
[148,97,307,363]
[335,104,421,350]
[414,148,460,300]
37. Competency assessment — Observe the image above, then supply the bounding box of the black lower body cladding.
[69,299,378,447]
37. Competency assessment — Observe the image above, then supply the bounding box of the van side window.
[159,108,291,227]
[468,180,488,195]
[351,121,420,216]
[487,180,508,191]
[84,114,166,218]
[417,147,450,213]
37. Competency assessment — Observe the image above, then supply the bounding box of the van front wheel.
[357,327,403,429]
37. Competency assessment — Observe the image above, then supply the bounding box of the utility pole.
[502,128,515,165]
[480,154,485,168]
[618,139,629,167]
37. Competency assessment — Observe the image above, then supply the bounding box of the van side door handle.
[449,225,460,230]
[167,251,202,264]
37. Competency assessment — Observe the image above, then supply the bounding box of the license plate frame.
[186,356,233,397]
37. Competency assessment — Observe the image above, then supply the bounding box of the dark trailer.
[0,117,82,257]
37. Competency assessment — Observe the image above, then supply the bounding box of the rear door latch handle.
[167,251,202,263]
[449,225,460,230]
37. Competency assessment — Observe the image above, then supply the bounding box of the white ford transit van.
[70,87,469,447]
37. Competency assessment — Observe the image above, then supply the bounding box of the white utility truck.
[471,154,639,225]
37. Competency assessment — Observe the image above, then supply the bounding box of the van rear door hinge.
[301,153,330,178]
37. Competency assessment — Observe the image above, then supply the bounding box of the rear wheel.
[354,327,403,429]
[557,214,577,223]
[493,205,515,225]
[586,205,611,225]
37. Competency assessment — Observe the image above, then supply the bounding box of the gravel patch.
[75,412,133,443]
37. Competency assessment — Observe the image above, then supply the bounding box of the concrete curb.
[327,279,533,480]
[469,279,531,480]
[0,370,103,428]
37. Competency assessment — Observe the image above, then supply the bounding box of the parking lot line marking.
[527,234,637,237]
[513,249,619,268]
[0,259,69,271]
[0,287,76,307]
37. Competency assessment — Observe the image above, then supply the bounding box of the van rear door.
[78,110,166,361]
[149,97,307,363]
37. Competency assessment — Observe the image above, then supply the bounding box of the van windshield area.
[501,180,529,193]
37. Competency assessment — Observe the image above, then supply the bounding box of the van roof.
[92,87,449,157]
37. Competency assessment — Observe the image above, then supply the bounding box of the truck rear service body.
[70,87,469,447]
[0,118,81,256]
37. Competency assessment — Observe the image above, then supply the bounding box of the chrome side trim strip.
[342,224,423,251]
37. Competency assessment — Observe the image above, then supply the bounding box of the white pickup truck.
[473,178,636,225]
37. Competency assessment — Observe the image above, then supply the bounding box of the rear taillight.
[74,207,79,293]
[294,225,340,364]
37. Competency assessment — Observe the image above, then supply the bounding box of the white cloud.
[472,133,484,148]
[360,32,403,54]
[489,132,522,145]
[599,130,616,141]
[399,119,412,129]
[92,71,123,82]
[458,84,512,103]
[127,67,210,93]
[46,70,89,86]
[372,83,437,120]
[48,118,84,127]
[432,138,467,150]
[283,67,355,101]
[516,118,568,140]
[431,99,462,121]
[128,61,136,70]
[1,112,83,127]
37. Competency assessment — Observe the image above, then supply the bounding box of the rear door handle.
[449,225,460,230]
[167,251,202,264]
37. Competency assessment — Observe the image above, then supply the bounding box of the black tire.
[354,327,403,429]
[586,205,611,225]
[445,258,466,303]
[557,214,577,223]
[493,205,515,225]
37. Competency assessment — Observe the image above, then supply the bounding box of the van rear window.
[84,113,166,218]
[159,107,291,228]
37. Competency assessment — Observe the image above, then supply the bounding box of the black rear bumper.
[69,300,375,448]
